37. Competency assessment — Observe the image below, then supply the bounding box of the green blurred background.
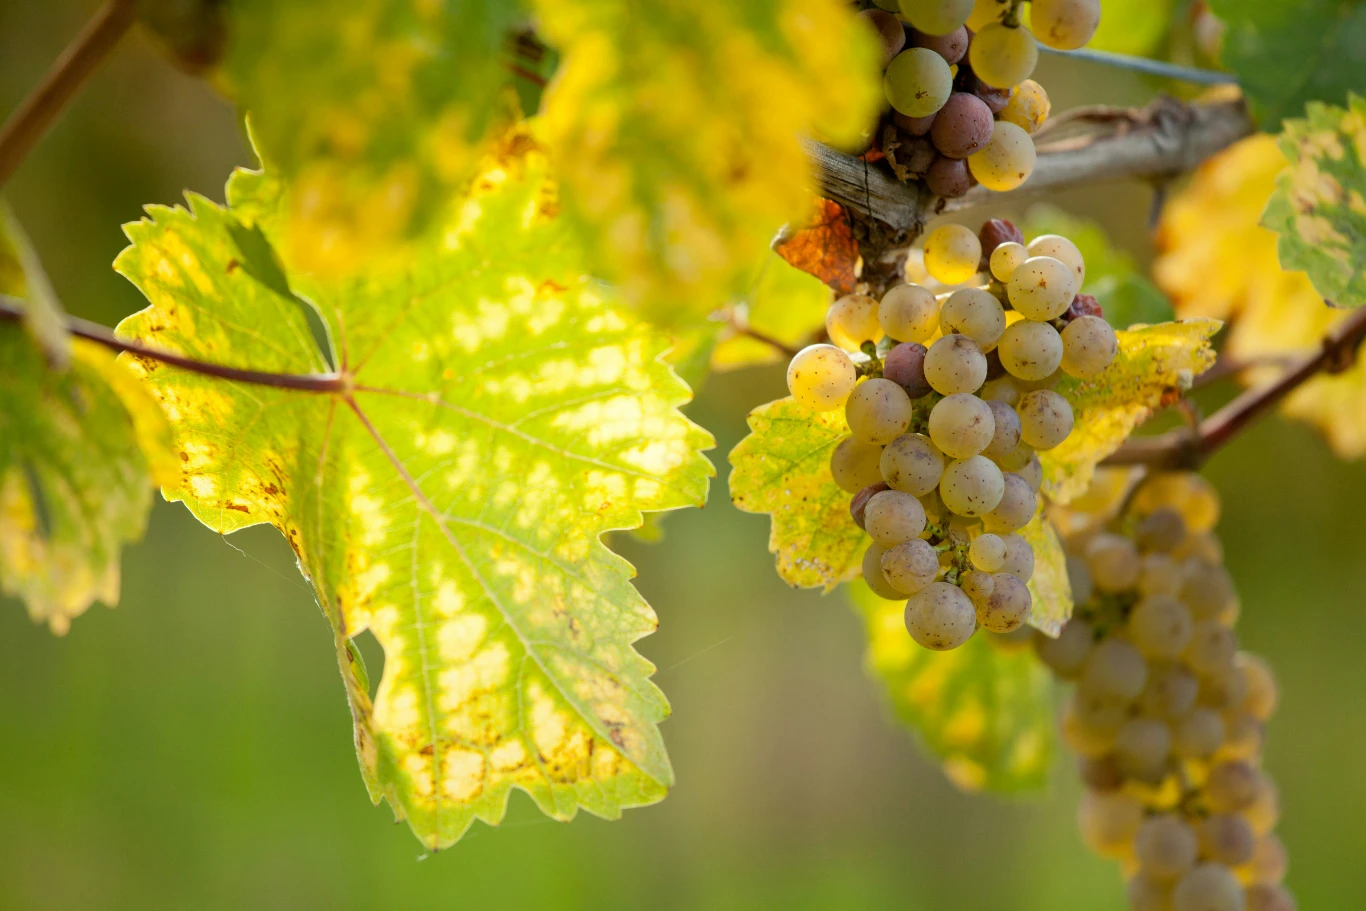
[2,4,1362,908]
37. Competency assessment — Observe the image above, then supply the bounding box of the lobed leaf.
[772,198,861,296]
[1262,94,1366,309]
[114,130,715,849]
[847,580,1056,794]
[1042,320,1222,504]
[0,204,69,368]
[729,397,865,591]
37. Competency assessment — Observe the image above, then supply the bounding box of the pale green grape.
[967,120,1036,191]
[863,543,906,600]
[969,532,1007,572]
[1077,790,1144,859]
[978,571,1030,632]
[864,489,928,547]
[940,455,1005,517]
[1018,388,1073,450]
[998,319,1063,380]
[899,0,974,34]
[882,538,940,595]
[924,333,988,394]
[1186,619,1237,677]
[928,392,995,458]
[1035,617,1092,678]
[1086,533,1141,592]
[1197,815,1256,867]
[1007,255,1078,320]
[1171,864,1243,911]
[1172,707,1224,759]
[904,581,977,649]
[786,343,857,411]
[826,293,883,351]
[1030,0,1101,50]
[989,241,1029,282]
[879,283,940,342]
[846,378,914,444]
[1081,638,1147,700]
[1128,594,1194,660]
[982,400,1022,459]
[983,472,1035,533]
[1135,815,1198,882]
[830,435,885,493]
[1061,315,1118,379]
[880,432,946,495]
[923,223,982,284]
[979,376,1021,406]
[999,531,1034,581]
[1115,716,1172,780]
[1027,233,1086,285]
[884,48,954,118]
[969,22,1038,88]
[940,287,1006,349]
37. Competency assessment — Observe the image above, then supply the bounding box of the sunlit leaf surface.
[1020,510,1072,636]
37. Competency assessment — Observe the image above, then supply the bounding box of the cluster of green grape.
[1037,473,1295,911]
[785,217,1118,651]
[858,0,1101,197]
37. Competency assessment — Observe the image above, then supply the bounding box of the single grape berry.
[893,110,937,136]
[966,73,1013,113]
[969,22,1038,88]
[884,47,955,118]
[879,283,939,342]
[1031,0,1101,50]
[925,155,974,198]
[883,342,933,398]
[1066,292,1103,321]
[902,136,938,174]
[923,223,982,284]
[858,8,907,68]
[967,120,1036,191]
[930,92,995,159]
[1000,79,1051,133]
[849,482,890,529]
[978,218,1025,259]
[910,25,969,64]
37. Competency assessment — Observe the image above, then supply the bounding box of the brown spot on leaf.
[773,198,859,296]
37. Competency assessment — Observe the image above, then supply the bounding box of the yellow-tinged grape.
[1082,638,1148,700]
[1245,884,1296,911]
[1061,701,1118,758]
[899,0,974,35]
[863,543,907,600]
[1008,255,1078,320]
[1035,617,1093,678]
[928,392,996,458]
[983,472,1036,533]
[1128,874,1174,911]
[1215,712,1264,762]
[940,287,1007,349]
[1244,777,1280,836]
[1171,864,1243,911]
[864,489,928,546]
[880,432,946,495]
[969,22,1038,88]
[969,532,1007,571]
[880,283,940,342]
[826,293,883,351]
[962,569,995,605]
[787,343,858,411]
[1061,315,1119,379]
[1000,79,1050,133]
[883,538,940,595]
[1206,761,1259,814]
[1078,790,1144,859]
[1172,707,1224,759]
[1243,833,1288,886]
[1015,452,1043,491]
[1115,716,1172,780]
[1137,509,1188,554]
[939,455,1005,516]
[968,119,1036,191]
[983,400,1022,459]
[924,333,988,394]
[999,531,1033,581]
[923,223,982,284]
[1186,619,1237,677]
[884,47,955,118]
[979,571,1030,632]
[1027,233,1087,286]
[1181,562,1236,620]
[1140,663,1199,719]
[905,581,977,649]
[1197,815,1256,867]
[998,319,1063,380]
[831,436,885,493]
[1129,594,1195,660]
[1133,473,1222,532]
[1237,653,1278,721]
[1086,533,1141,592]
[966,0,1010,30]
[1135,815,1199,882]
[1140,553,1184,596]
[846,378,914,444]
[989,241,1029,282]
[1018,388,1074,450]
[1175,532,1224,566]
[1031,0,1102,50]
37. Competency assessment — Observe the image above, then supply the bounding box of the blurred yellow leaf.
[712,253,831,371]
[1019,510,1072,636]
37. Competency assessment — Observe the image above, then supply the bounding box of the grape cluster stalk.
[785,217,1117,650]
[1036,472,1295,911]
[857,0,1100,197]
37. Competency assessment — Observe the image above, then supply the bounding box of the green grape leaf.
[1,204,70,368]
[729,397,864,591]
[1261,94,1366,309]
[531,0,882,320]
[114,132,715,849]
[847,580,1056,794]
[0,326,173,634]
[1208,0,1366,130]
[1021,510,1072,636]
[1042,319,1222,504]
[1023,206,1174,329]
[713,253,831,371]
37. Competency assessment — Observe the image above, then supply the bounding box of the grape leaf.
[1020,510,1072,636]
[847,580,1056,794]
[1156,134,1366,457]
[773,198,861,296]
[1,204,69,368]
[712,253,831,371]
[1262,94,1366,309]
[113,131,715,849]
[729,397,864,591]
[1041,320,1222,504]
[1208,0,1366,130]
[532,0,881,320]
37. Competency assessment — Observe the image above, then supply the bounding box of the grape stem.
[1035,46,1238,87]
[722,310,804,358]
[0,295,349,393]
[1103,304,1366,470]
[0,0,136,188]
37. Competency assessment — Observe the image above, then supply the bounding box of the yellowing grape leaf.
[1262,94,1366,308]
[1042,320,1221,503]
[847,580,1056,794]
[1156,134,1366,457]
[712,253,831,371]
[773,198,861,296]
[729,397,864,591]
[1020,510,1072,636]
[532,0,881,320]
[1,204,69,368]
[113,132,715,849]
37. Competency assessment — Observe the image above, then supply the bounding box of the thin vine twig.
[0,295,347,393]
[723,310,802,358]
[0,0,137,187]
[1036,46,1238,86]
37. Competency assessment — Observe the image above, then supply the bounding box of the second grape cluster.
[786,217,1118,651]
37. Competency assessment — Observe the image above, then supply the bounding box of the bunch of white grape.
[785,217,1117,652]
[1036,472,1295,911]
[859,0,1101,197]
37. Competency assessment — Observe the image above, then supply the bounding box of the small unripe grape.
[1171,864,1243,911]
[928,393,996,458]
[830,435,885,493]
[1000,79,1050,133]
[900,0,974,35]
[924,155,974,198]
[858,8,907,68]
[880,432,945,495]
[1237,653,1279,721]
[1031,0,1102,50]
[1137,508,1188,554]
[923,223,982,284]
[910,25,969,64]
[882,537,941,594]
[787,344,858,411]
[1008,256,1078,320]
[1140,553,1183,596]
[1086,533,1141,592]
[1206,761,1260,814]
[1061,315,1118,379]
[884,47,955,118]
[1197,814,1256,867]
[978,571,1030,632]
[1077,790,1144,859]
[983,472,1036,533]
[1027,233,1087,286]
[1018,388,1074,450]
[924,332,988,394]
[970,533,1007,572]
[863,543,906,600]
[1186,619,1237,677]
[846,378,914,444]
[1128,594,1195,660]
[1245,776,1280,836]
[1034,617,1092,678]
[969,22,1039,88]
[989,241,1029,282]
[905,581,977,649]
[940,287,1006,349]
[998,319,1063,381]
[982,400,1022,459]
[1115,716,1172,779]
[1245,833,1288,886]
[1180,562,1236,620]
[1245,884,1297,911]
[968,120,1036,191]
[864,489,928,546]
[930,92,995,159]
[1135,814,1198,882]
[1134,472,1222,532]
[999,531,1034,581]
[1172,706,1224,759]
[1082,637,1147,700]
[939,455,1005,517]
[880,283,940,342]
[826,293,883,351]
[1140,663,1199,719]
[849,482,888,529]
